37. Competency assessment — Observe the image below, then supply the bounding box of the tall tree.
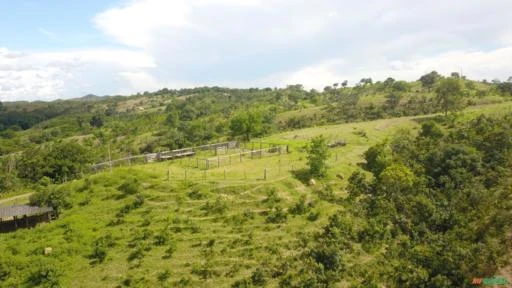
[306,135,330,178]
[229,110,263,141]
[435,77,464,115]
[419,71,441,92]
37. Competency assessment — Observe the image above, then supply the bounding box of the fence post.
[264,168,267,181]
[167,169,170,181]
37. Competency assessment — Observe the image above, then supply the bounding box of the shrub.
[163,241,177,259]
[266,206,287,224]
[307,211,320,222]
[289,195,311,215]
[26,260,62,287]
[89,234,116,265]
[154,229,171,246]
[157,269,171,283]
[251,268,267,286]
[201,198,227,215]
[261,187,281,207]
[29,186,71,216]
[118,179,140,195]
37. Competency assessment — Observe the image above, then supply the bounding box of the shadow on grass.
[411,114,456,126]
[291,168,311,185]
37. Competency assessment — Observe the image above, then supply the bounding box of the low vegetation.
[0,74,511,287]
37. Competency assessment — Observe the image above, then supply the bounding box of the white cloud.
[118,71,162,93]
[3,0,512,101]
[94,0,193,48]
[278,47,512,89]
[0,47,156,101]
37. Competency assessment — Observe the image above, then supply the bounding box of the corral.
[91,141,288,171]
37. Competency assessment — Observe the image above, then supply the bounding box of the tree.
[435,78,464,115]
[306,135,330,178]
[391,81,409,92]
[383,77,395,87]
[18,141,91,183]
[165,104,180,128]
[384,93,401,112]
[30,186,71,216]
[89,115,104,128]
[378,164,416,197]
[419,71,441,92]
[360,78,373,86]
[419,121,444,140]
[341,80,348,88]
[229,110,263,141]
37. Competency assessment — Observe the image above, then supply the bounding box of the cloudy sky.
[0,0,511,101]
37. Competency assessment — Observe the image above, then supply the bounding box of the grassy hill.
[1,101,512,287]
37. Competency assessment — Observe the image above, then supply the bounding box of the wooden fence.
[91,141,288,172]
[91,141,239,172]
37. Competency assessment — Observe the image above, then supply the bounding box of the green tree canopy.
[419,71,441,92]
[435,77,464,115]
[306,135,330,178]
[229,110,263,141]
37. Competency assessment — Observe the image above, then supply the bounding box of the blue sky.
[1,0,511,101]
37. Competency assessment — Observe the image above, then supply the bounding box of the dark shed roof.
[0,205,53,219]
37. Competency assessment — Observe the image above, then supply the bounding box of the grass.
[1,102,512,287]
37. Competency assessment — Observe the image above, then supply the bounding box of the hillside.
[1,75,512,287]
[1,99,512,287]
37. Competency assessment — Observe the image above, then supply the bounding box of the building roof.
[0,205,53,219]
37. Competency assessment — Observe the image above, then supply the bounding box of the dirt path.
[0,193,33,205]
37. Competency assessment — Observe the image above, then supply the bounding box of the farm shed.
[0,205,54,232]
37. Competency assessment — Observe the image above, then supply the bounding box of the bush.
[89,234,116,265]
[289,195,311,215]
[261,187,281,207]
[163,241,177,259]
[118,179,140,195]
[26,260,62,287]
[251,268,267,286]
[201,198,227,215]
[29,186,71,216]
[266,206,288,224]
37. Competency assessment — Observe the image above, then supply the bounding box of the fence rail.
[91,141,287,172]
